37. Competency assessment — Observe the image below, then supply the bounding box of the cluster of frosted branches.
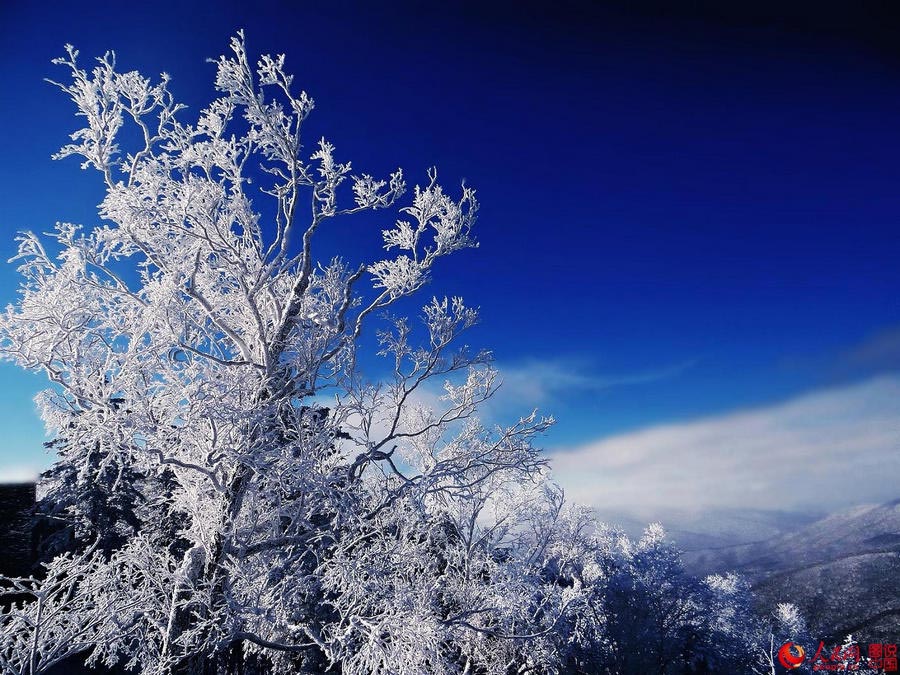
[0,34,780,674]
[0,33,572,674]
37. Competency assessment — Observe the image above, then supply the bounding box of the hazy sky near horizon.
[0,1,899,515]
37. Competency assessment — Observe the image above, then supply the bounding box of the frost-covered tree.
[753,602,810,675]
[577,524,756,675]
[0,33,590,674]
[0,33,779,675]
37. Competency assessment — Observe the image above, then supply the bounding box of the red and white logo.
[778,642,806,670]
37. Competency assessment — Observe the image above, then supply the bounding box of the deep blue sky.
[1,1,899,489]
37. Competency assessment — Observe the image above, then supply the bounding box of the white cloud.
[550,375,900,515]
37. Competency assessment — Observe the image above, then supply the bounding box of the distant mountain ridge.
[676,499,900,641]
[595,505,823,553]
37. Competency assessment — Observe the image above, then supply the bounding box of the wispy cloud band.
[551,375,900,515]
